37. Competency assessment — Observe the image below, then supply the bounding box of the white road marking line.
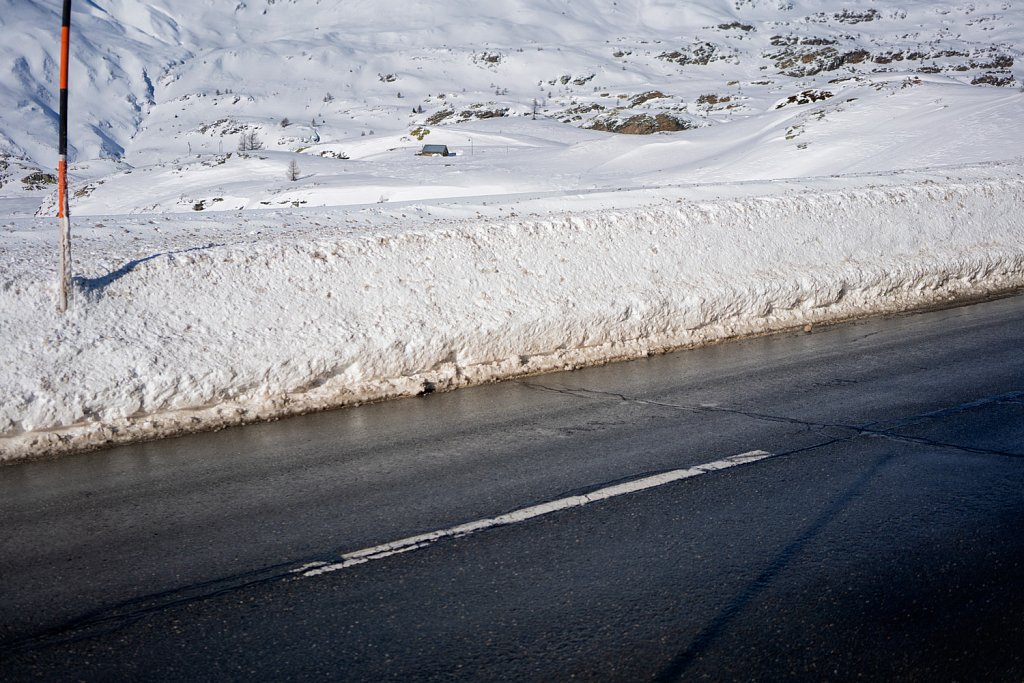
[296,449,773,578]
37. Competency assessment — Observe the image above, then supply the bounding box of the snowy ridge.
[2,166,1023,461]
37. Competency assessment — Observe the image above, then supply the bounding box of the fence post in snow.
[56,0,73,313]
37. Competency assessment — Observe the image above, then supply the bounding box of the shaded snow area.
[2,164,1023,461]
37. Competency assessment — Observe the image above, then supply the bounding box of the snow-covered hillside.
[1,0,1022,214]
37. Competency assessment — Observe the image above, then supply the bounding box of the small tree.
[287,159,300,182]
[238,131,263,152]
[280,117,291,128]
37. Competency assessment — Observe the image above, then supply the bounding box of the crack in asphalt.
[861,390,1024,432]
[521,381,835,430]
[520,381,1024,459]
[855,426,1024,458]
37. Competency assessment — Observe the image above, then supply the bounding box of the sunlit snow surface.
[2,0,1023,212]
[1,0,1023,458]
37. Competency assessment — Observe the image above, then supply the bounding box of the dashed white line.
[296,449,774,578]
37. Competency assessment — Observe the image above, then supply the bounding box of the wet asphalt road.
[2,294,1023,681]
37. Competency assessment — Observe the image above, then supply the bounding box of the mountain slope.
[1,0,1021,215]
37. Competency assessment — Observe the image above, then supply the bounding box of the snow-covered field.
[2,1,1023,459]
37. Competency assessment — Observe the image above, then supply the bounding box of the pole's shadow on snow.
[73,254,161,292]
[73,244,224,298]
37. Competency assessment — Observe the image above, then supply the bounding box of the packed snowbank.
[2,165,1023,461]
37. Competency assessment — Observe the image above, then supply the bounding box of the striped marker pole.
[57,0,72,313]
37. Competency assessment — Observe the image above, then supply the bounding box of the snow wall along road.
[3,173,1024,461]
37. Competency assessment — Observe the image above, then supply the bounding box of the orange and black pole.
[57,0,72,313]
